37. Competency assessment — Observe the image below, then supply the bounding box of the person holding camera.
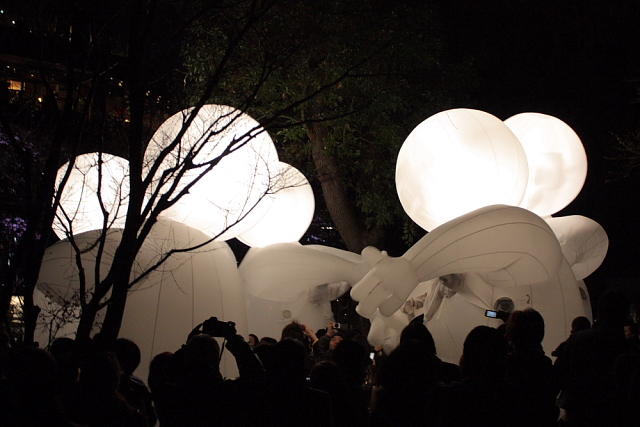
[151,317,266,427]
[312,322,344,364]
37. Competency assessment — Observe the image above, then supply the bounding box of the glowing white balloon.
[504,113,587,217]
[144,105,279,240]
[37,218,248,379]
[53,153,130,239]
[237,163,315,247]
[396,109,529,231]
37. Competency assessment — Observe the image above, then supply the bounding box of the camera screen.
[485,310,497,318]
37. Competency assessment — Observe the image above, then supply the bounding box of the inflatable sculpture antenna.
[36,106,607,380]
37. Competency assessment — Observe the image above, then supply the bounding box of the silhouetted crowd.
[1,288,639,427]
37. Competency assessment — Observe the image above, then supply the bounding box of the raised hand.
[351,252,419,318]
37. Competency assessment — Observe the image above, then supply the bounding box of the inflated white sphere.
[53,153,130,239]
[38,217,217,303]
[38,228,124,304]
[237,163,315,247]
[396,109,529,231]
[144,105,279,240]
[504,113,587,217]
[36,218,248,379]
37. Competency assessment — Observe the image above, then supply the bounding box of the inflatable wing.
[238,243,372,302]
[351,204,564,317]
[545,215,608,280]
[239,243,374,342]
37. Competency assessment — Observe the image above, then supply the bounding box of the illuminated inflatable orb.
[37,218,248,379]
[144,105,279,240]
[237,163,315,247]
[396,109,529,231]
[53,153,130,239]
[504,113,587,217]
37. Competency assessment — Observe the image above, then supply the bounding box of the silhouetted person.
[370,339,438,427]
[262,338,333,427]
[0,346,79,427]
[147,351,173,426]
[313,322,343,363]
[152,319,266,427]
[505,308,559,426]
[555,289,631,427]
[68,348,146,427]
[612,350,640,426]
[258,336,277,346]
[281,320,319,373]
[248,333,259,348]
[400,315,461,384]
[552,316,591,358]
[310,360,367,427]
[48,337,80,411]
[114,338,157,427]
[434,325,511,427]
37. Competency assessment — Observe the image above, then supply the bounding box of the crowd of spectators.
[1,289,639,427]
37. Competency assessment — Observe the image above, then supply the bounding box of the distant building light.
[124,118,130,123]
[37,97,43,103]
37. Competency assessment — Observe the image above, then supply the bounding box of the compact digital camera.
[201,317,234,337]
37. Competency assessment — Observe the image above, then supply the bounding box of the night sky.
[430,1,640,302]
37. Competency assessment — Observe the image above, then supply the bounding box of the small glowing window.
[8,80,22,91]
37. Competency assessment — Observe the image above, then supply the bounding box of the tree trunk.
[76,300,100,343]
[98,242,138,346]
[307,120,367,253]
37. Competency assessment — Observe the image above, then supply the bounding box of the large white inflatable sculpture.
[355,110,605,361]
[37,105,607,378]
